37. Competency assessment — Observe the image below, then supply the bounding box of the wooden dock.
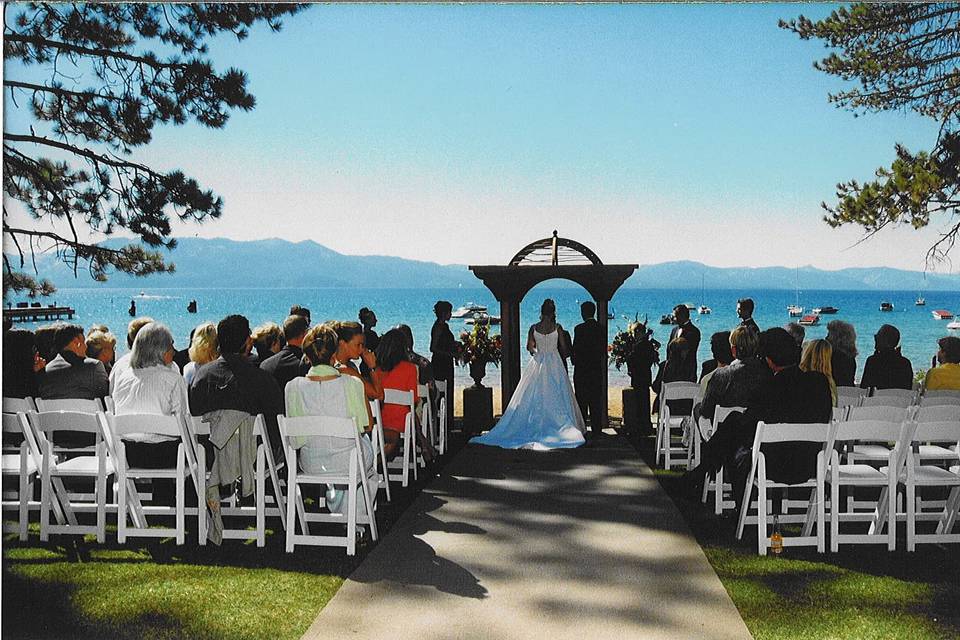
[4,305,76,323]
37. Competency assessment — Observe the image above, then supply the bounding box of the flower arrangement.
[458,322,502,366]
[610,315,661,371]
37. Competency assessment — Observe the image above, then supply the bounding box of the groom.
[572,301,605,438]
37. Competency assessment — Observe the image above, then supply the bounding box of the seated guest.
[110,316,166,391]
[358,307,380,376]
[250,322,283,366]
[800,339,837,406]
[698,331,733,390]
[396,323,434,384]
[736,298,759,334]
[859,324,913,390]
[289,304,311,326]
[698,326,772,423]
[3,328,45,399]
[172,329,193,372]
[39,323,109,401]
[923,336,960,391]
[285,323,375,516]
[34,322,61,362]
[189,314,284,456]
[333,321,384,401]
[183,322,219,386]
[260,314,310,391]
[682,328,832,501]
[87,324,110,335]
[376,329,436,462]
[85,329,117,375]
[783,322,805,365]
[111,322,190,506]
[826,320,858,387]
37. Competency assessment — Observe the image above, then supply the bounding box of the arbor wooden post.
[596,297,610,429]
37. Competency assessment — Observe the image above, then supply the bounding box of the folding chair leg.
[176,452,186,545]
[118,470,127,543]
[40,472,50,542]
[256,447,266,547]
[907,481,916,552]
[887,476,897,551]
[96,472,106,544]
[285,451,296,553]
[19,473,29,541]
[830,478,839,553]
[347,458,358,556]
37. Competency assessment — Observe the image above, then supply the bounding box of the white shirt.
[110,353,179,394]
[111,364,191,443]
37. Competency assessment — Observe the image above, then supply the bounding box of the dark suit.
[667,321,700,383]
[260,344,309,394]
[572,318,605,433]
[39,352,108,401]
[859,350,913,390]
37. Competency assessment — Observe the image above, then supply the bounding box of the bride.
[471,299,586,450]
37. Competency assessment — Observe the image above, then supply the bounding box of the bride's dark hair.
[540,299,556,322]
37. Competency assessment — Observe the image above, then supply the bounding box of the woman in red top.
[377,329,437,462]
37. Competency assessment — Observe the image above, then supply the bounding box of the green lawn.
[631,430,960,640]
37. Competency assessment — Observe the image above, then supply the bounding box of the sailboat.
[915,294,926,306]
[697,275,711,314]
[787,267,803,317]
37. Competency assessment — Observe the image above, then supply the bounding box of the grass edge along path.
[626,428,960,640]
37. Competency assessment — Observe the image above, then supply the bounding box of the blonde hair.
[188,322,219,365]
[85,330,117,360]
[302,323,339,366]
[800,339,837,405]
[251,322,283,355]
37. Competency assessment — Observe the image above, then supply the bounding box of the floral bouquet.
[458,322,502,366]
[610,315,661,372]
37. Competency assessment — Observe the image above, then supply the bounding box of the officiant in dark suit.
[572,301,605,437]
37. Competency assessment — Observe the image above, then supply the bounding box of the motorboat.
[880,302,894,312]
[787,304,804,317]
[799,313,820,326]
[812,306,838,314]
[464,312,500,326]
[697,305,711,315]
[659,314,674,325]
[915,296,926,306]
[932,309,954,320]
[451,303,488,319]
[948,320,960,330]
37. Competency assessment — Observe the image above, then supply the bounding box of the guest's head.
[736,298,754,320]
[359,307,377,328]
[729,326,759,360]
[874,324,901,352]
[251,322,283,358]
[783,322,805,346]
[188,322,219,365]
[85,330,117,368]
[710,331,733,367]
[434,300,453,321]
[673,304,690,324]
[541,299,556,322]
[826,320,858,357]
[283,314,309,347]
[289,305,311,326]
[375,329,408,372]
[760,328,800,370]
[34,323,61,361]
[130,322,175,369]
[937,336,960,364]
[580,301,596,321]
[87,324,109,336]
[126,316,155,349]
[333,320,365,360]
[53,323,87,357]
[217,315,251,356]
[302,323,340,367]
[800,339,834,380]
[395,324,415,351]
[3,328,39,391]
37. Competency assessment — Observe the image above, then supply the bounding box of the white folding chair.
[105,413,188,545]
[917,395,960,408]
[905,421,960,551]
[845,406,911,465]
[279,414,379,555]
[837,386,868,407]
[872,388,916,400]
[2,397,38,414]
[2,412,39,540]
[735,421,832,555]
[367,400,393,502]
[827,419,913,551]
[656,381,700,470]
[33,410,114,543]
[861,395,912,409]
[418,383,438,453]
[384,389,418,487]
[915,405,960,462]
[437,392,449,456]
[919,389,960,399]
[699,406,746,515]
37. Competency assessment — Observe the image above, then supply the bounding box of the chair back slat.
[2,412,22,433]
[832,419,903,443]
[755,421,832,444]
[847,405,909,423]
[918,395,960,407]
[915,405,960,423]
[383,389,415,408]
[837,385,868,399]
[861,395,912,409]
[662,381,700,402]
[3,397,37,413]
[911,420,960,444]
[920,389,960,398]
[109,413,182,438]
[36,398,104,413]
[33,410,103,434]
[279,414,357,439]
[872,388,915,399]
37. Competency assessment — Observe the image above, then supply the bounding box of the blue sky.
[3,3,951,272]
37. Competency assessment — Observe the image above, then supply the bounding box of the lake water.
[12,286,960,387]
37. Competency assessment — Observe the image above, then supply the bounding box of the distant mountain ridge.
[12,237,960,291]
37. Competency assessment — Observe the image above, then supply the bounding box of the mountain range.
[11,237,960,291]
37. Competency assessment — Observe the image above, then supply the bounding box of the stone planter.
[469,360,487,387]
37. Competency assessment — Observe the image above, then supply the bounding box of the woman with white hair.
[826,320,858,387]
[111,322,191,506]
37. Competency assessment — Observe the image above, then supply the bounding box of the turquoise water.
[12,286,960,386]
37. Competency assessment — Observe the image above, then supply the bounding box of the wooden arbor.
[469,232,637,428]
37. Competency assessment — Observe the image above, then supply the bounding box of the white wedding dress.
[471,328,586,450]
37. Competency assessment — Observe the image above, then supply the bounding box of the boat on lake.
[464,312,500,326]
[697,305,711,315]
[916,296,926,306]
[452,303,488,319]
[787,304,804,317]
[948,320,960,330]
[932,310,954,320]
[880,302,894,312]
[799,313,820,326]
[659,314,674,325]
[812,306,838,314]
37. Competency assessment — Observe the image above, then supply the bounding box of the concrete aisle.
[302,434,752,640]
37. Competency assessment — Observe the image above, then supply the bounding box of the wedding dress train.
[471,328,585,450]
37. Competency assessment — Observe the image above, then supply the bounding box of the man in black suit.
[260,314,310,392]
[737,298,760,335]
[668,304,700,381]
[39,323,109,401]
[572,301,605,437]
